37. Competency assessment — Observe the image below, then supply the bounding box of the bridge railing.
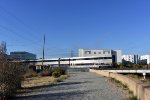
[90,67,150,70]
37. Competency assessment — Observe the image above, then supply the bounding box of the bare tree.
[0,41,7,54]
[0,41,24,99]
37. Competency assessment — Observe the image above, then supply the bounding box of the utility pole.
[58,58,61,67]
[42,34,45,66]
[69,58,70,68]
[69,50,73,68]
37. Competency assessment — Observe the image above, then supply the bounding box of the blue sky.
[0,0,150,58]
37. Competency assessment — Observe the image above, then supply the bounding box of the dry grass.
[22,75,68,88]
[124,74,150,85]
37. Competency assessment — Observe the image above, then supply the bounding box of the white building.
[78,49,122,64]
[122,55,139,64]
[140,55,150,64]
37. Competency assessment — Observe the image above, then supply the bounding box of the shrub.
[0,53,24,99]
[40,66,54,77]
[53,67,66,75]
[40,67,66,78]
[23,69,38,78]
[52,71,61,78]
[41,71,53,77]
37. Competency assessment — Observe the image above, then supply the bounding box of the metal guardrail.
[90,67,150,70]
[106,70,150,73]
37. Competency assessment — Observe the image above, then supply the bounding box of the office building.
[78,49,122,64]
[140,55,150,64]
[10,51,36,60]
[122,55,139,64]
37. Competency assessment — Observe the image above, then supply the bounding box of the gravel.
[15,71,127,100]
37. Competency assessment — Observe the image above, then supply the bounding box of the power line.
[0,20,72,56]
[0,24,42,45]
[0,5,42,43]
[0,5,38,36]
[0,24,45,58]
[0,6,79,58]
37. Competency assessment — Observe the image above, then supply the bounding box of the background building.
[78,49,122,64]
[140,55,150,64]
[122,55,139,64]
[10,51,36,60]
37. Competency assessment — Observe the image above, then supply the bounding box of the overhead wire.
[0,24,42,45]
[0,5,43,46]
[0,5,77,58]
[0,5,39,38]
